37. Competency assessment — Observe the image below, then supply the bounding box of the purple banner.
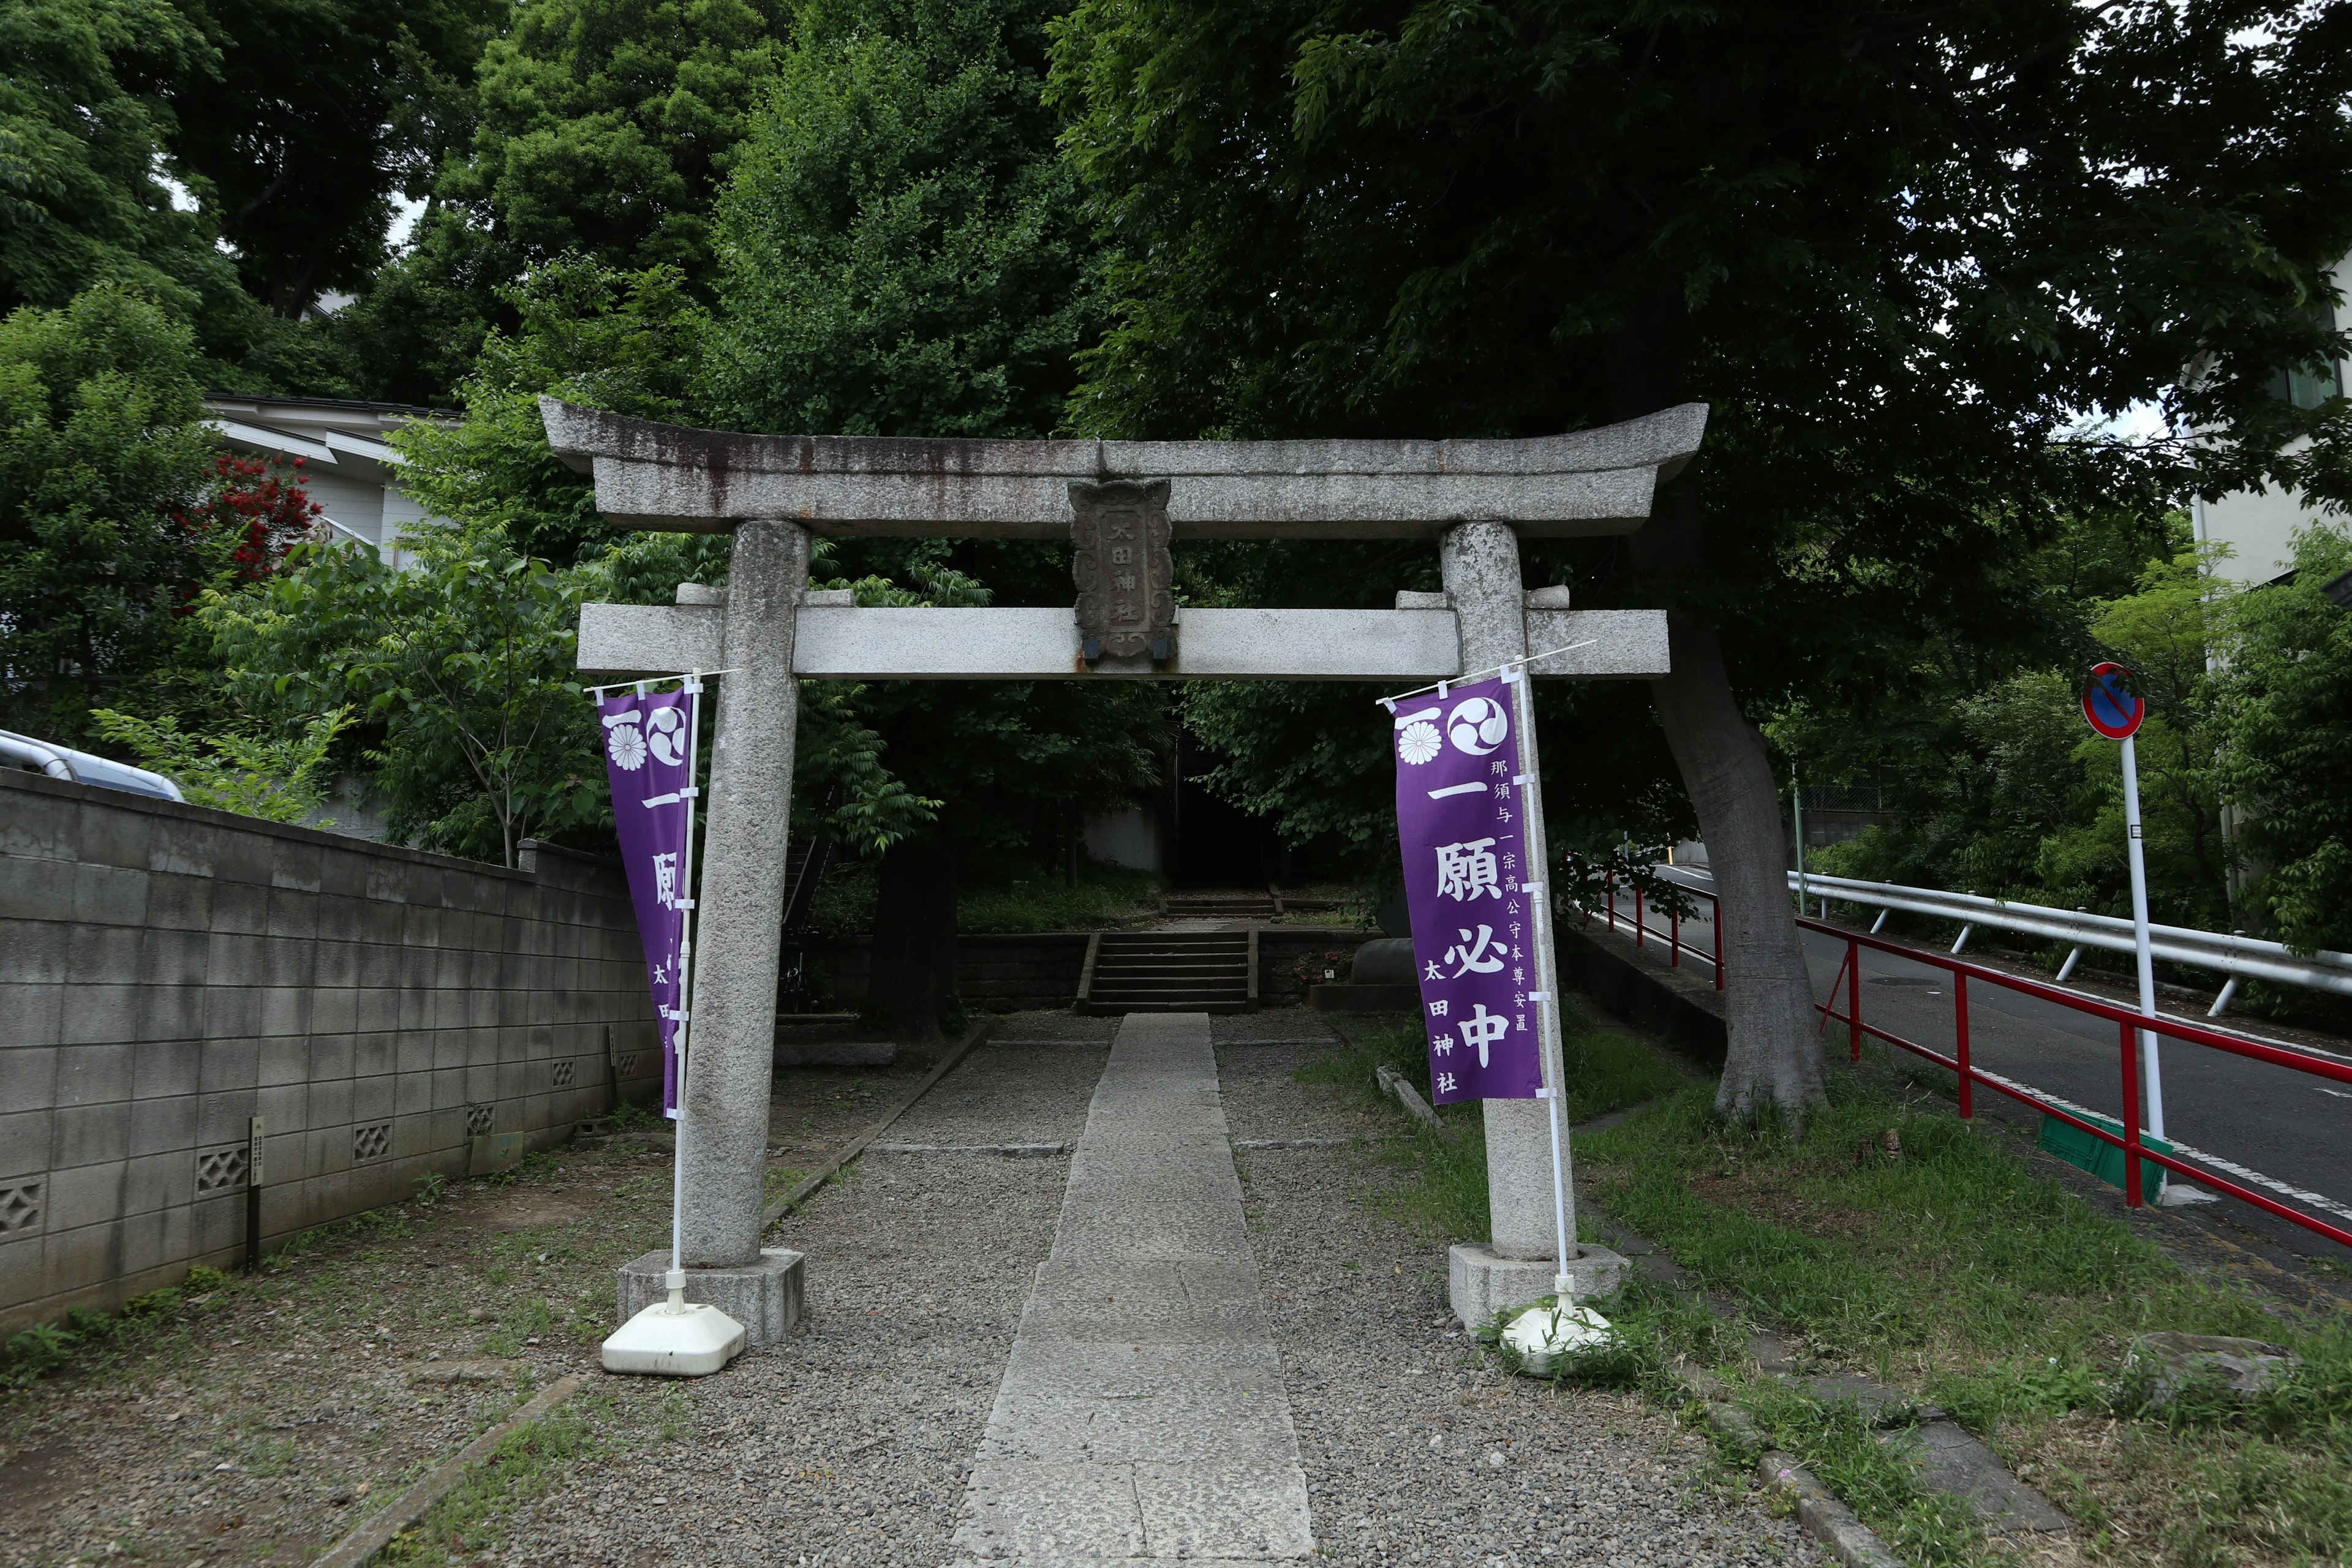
[1391,676,1541,1104]
[600,687,696,1117]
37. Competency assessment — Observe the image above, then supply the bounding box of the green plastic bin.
[2038,1110,2169,1196]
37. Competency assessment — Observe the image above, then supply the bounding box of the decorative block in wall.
[194,1148,248,1195]
[551,1059,576,1088]
[0,1182,42,1234]
[352,1123,391,1163]
[466,1104,494,1136]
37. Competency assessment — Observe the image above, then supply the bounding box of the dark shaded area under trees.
[7,0,2352,1072]
[1046,0,2352,1112]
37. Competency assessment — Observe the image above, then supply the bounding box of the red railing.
[1807,918,2352,1246]
[1599,875,1724,989]
[1585,878,2352,1248]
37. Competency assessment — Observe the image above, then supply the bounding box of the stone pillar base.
[1449,1243,1629,1328]
[617,1249,805,1347]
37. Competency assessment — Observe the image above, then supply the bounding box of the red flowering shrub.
[175,453,325,586]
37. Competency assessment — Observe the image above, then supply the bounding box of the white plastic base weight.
[1502,1298,1615,1376]
[602,1281,748,1377]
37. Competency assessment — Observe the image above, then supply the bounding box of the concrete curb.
[1373,1062,1446,1134]
[1668,1367,1905,1568]
[762,1016,995,1229]
[1756,1450,1909,1568]
[307,1372,586,1568]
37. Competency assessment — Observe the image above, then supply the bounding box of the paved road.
[1629,897,2352,1262]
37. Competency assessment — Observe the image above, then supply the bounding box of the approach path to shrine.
[951,1013,1314,1563]
[470,1012,1815,1567]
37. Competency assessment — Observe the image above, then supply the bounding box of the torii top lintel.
[538,398,1708,540]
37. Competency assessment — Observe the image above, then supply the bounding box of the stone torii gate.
[543,396,1706,1335]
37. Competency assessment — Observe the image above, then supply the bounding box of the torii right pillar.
[1439,520,1630,1325]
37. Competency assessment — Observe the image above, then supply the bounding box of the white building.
[2192,254,2349,585]
[200,394,453,567]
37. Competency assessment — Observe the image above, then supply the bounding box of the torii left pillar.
[614,519,810,1344]
[1441,521,1629,1327]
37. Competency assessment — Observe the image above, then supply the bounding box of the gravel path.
[4,1019,1815,1567]
[494,1044,1109,1568]
[0,1060,918,1568]
[1217,1038,1820,1567]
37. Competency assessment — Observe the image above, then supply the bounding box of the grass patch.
[1305,1005,1696,1246]
[1,1270,230,1389]
[379,1392,604,1566]
[1577,1067,2352,1566]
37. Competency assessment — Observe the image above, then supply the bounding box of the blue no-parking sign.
[2081,662,2145,741]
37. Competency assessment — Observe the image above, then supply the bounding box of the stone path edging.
[761,1017,995,1231]
[1675,1363,1904,1568]
[306,1373,586,1568]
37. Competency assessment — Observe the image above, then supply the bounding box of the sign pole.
[1503,664,1576,1297]
[244,1116,263,1273]
[2081,662,2164,1189]
[1791,758,1812,919]
[2119,731,2165,1142]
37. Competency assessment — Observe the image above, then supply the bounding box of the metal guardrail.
[1581,870,2352,1247]
[1659,865,2352,1003]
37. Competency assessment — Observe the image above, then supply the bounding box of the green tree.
[398,258,712,566]
[205,522,604,865]
[166,0,501,318]
[697,0,1147,1042]
[2222,524,2352,957]
[0,284,219,740]
[88,704,352,821]
[337,0,788,402]
[0,0,257,356]
[1048,0,2352,1116]
[705,0,1101,437]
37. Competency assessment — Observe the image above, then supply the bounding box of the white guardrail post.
[1651,865,2352,1001]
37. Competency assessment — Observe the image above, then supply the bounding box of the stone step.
[1101,933,1250,946]
[1094,989,1249,1001]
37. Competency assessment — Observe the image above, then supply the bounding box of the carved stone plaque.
[1070,479,1175,663]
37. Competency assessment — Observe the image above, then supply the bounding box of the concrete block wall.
[0,771,659,1339]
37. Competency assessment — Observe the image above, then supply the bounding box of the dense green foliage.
[0,0,254,356]
[89,704,351,821]
[336,0,789,403]
[10,0,2348,972]
[0,286,220,738]
[2221,526,2352,956]
[205,522,604,864]
[1790,507,2230,929]
[167,0,500,318]
[706,0,1100,438]
[1046,0,2352,954]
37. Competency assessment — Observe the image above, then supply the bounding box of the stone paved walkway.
[952,1012,1313,1564]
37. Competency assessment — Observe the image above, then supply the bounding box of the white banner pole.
[669,672,707,1275]
[1502,663,1576,1297]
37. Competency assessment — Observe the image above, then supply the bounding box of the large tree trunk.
[1626,486,1825,1120]
[870,833,959,1047]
